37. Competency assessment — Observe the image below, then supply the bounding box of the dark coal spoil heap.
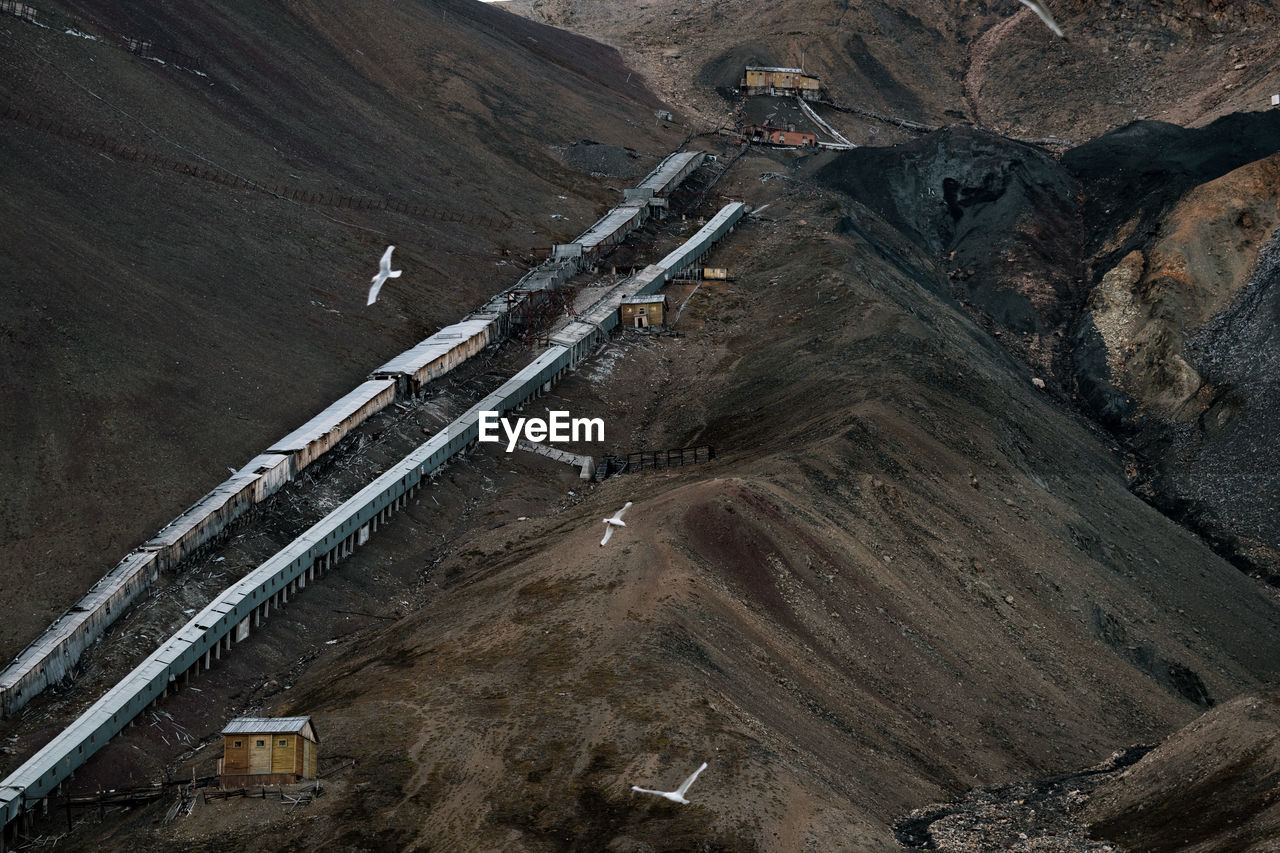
[1063,111,1280,272]
[1157,235,1280,581]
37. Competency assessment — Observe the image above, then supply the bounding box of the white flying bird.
[631,761,708,804]
[368,245,401,305]
[1017,0,1064,37]
[600,501,632,546]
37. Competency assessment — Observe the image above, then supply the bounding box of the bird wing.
[379,245,396,272]
[631,785,666,797]
[608,502,632,524]
[674,762,708,797]
[600,525,613,546]
[367,278,384,306]
[1017,0,1064,36]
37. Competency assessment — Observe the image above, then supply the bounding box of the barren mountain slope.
[0,0,680,651]
[7,2,1280,850]
[812,111,1280,587]
[1066,115,1280,583]
[1082,691,1280,852]
[61,159,1280,852]
[508,0,1280,143]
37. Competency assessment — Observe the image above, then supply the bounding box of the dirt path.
[963,10,1025,130]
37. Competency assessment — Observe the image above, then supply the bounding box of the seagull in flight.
[600,502,632,546]
[631,761,708,804]
[1017,0,1064,37]
[368,245,401,305]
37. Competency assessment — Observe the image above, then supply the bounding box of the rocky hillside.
[1066,116,1280,583]
[1082,691,1280,852]
[50,151,1280,851]
[509,0,1280,143]
[813,110,1280,586]
[0,0,680,651]
[5,0,1280,850]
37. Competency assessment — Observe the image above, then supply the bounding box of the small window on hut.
[234,741,242,748]
[279,739,288,747]
[256,740,265,747]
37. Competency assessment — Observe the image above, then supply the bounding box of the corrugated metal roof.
[621,294,665,305]
[746,65,805,74]
[0,550,159,690]
[238,453,290,477]
[636,151,704,193]
[373,318,494,376]
[222,716,312,735]
[2,169,741,814]
[658,202,745,272]
[144,471,260,548]
[578,202,646,250]
[268,379,395,453]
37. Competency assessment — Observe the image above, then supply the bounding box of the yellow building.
[743,66,821,97]
[219,716,319,788]
[620,295,667,329]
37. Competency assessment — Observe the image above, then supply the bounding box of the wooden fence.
[596,445,715,479]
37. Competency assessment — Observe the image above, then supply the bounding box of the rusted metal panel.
[142,469,261,570]
[744,66,821,93]
[371,319,495,394]
[268,378,396,472]
[239,453,293,504]
[0,549,160,718]
[745,125,818,148]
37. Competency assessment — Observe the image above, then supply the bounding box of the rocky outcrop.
[1083,692,1280,852]
[896,692,1280,851]
[1074,153,1280,579]
[1077,153,1280,420]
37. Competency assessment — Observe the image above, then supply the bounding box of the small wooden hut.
[620,294,667,328]
[219,716,319,788]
